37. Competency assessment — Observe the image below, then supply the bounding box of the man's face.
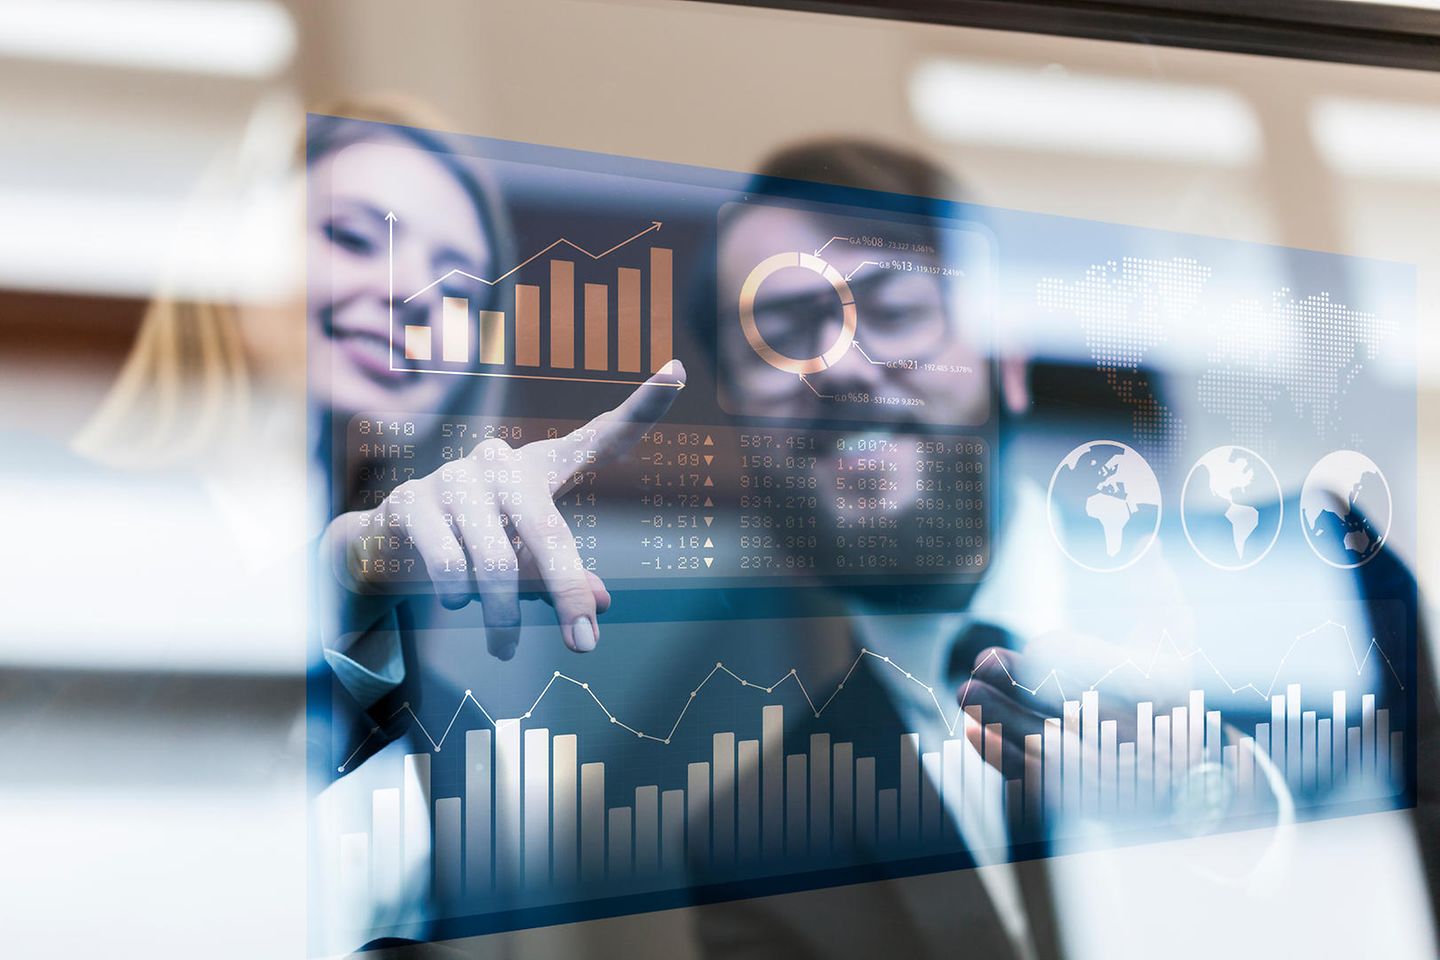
[717,203,996,566]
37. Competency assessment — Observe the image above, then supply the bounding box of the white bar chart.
[334,681,1408,917]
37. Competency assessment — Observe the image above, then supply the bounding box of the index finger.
[534,359,687,495]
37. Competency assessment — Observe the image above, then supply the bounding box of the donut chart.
[738,251,858,375]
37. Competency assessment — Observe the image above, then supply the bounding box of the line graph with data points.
[340,619,1403,773]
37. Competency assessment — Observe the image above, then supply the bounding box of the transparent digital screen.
[307,115,1417,952]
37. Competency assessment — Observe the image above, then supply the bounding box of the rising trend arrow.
[404,219,665,303]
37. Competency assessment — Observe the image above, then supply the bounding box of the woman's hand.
[324,360,686,659]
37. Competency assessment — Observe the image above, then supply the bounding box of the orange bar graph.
[551,260,575,369]
[516,284,541,367]
[617,267,641,373]
[584,283,608,371]
[650,247,672,372]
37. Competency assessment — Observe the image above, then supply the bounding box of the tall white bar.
[921,751,943,841]
[635,785,659,874]
[1170,707,1187,800]
[1100,720,1118,815]
[552,734,578,885]
[580,761,605,882]
[1189,691,1205,773]
[1317,718,1332,790]
[1362,694,1377,781]
[1270,695,1286,782]
[1081,690,1100,815]
[856,756,877,849]
[965,719,986,834]
[465,729,492,896]
[737,739,761,862]
[1153,715,1171,805]
[660,788,685,873]
[899,733,921,845]
[714,733,736,867]
[809,733,831,853]
[339,831,369,912]
[832,742,854,854]
[688,761,711,868]
[877,788,899,850]
[1063,701,1081,815]
[1332,691,1347,784]
[495,720,522,888]
[1301,711,1317,793]
[523,728,550,888]
[761,705,784,860]
[1118,742,1136,811]
[1136,702,1154,810]
[434,797,462,901]
[607,807,632,879]
[403,753,431,902]
[371,788,401,906]
[786,754,807,857]
[1023,734,1042,830]
[1254,723,1269,796]
[1043,717,1062,820]
[1286,683,1302,790]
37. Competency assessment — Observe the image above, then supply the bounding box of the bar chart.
[325,647,1410,929]
[391,218,676,385]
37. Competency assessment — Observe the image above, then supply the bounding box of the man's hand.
[959,629,1196,772]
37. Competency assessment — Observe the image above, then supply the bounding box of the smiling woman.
[306,115,515,420]
[71,97,516,470]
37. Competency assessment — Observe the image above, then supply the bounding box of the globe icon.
[1180,445,1283,570]
[1047,441,1162,572]
[1300,450,1392,568]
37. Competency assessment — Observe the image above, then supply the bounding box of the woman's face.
[307,139,491,418]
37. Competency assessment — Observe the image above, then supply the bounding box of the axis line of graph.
[338,619,1402,772]
[401,219,664,304]
[381,365,685,389]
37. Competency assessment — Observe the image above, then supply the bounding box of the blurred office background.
[1,0,1438,956]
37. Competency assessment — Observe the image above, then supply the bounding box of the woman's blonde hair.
[72,95,503,471]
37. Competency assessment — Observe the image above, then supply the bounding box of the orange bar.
[479,310,505,365]
[650,247,672,372]
[404,324,432,361]
[617,268,641,373]
[550,260,575,369]
[516,284,540,366]
[584,283,608,371]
